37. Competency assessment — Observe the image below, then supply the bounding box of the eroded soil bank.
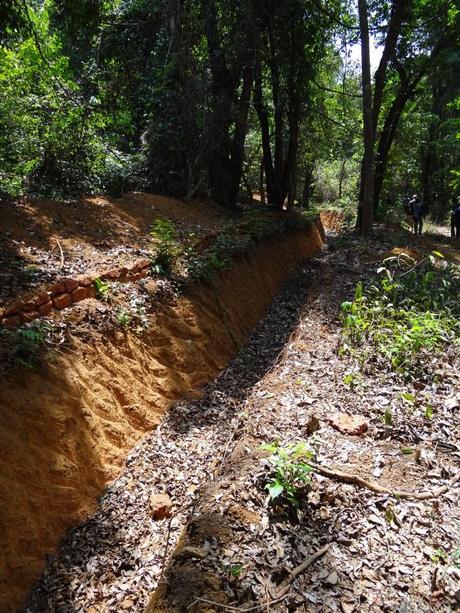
[0,223,324,612]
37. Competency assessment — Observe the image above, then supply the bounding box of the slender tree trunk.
[302,163,314,207]
[358,0,374,234]
[338,158,346,199]
[205,0,255,209]
[259,158,266,204]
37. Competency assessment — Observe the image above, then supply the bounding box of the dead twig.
[186,595,287,612]
[158,509,180,585]
[276,544,330,596]
[308,462,460,500]
[51,239,65,269]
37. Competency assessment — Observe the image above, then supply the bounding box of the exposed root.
[309,461,460,500]
[277,543,331,596]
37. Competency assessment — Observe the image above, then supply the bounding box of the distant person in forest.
[451,197,460,239]
[408,194,426,236]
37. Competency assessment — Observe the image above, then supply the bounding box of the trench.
[0,222,324,612]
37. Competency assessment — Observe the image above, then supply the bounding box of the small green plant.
[150,217,182,275]
[1,321,54,368]
[230,564,245,578]
[94,277,111,300]
[260,441,314,506]
[341,252,460,379]
[384,406,393,426]
[431,548,448,564]
[343,372,358,388]
[115,309,131,328]
[424,404,434,420]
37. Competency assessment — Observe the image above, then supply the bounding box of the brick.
[329,413,368,436]
[23,299,37,312]
[118,267,128,281]
[131,258,151,273]
[21,310,39,324]
[75,275,92,287]
[3,302,24,317]
[149,494,172,520]
[2,315,21,328]
[49,282,66,297]
[101,268,120,281]
[35,292,51,306]
[53,293,72,310]
[64,278,79,293]
[38,301,53,316]
[71,286,88,303]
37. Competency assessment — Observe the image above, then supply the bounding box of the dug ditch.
[0,223,324,612]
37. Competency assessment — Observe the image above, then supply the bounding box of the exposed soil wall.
[0,222,324,612]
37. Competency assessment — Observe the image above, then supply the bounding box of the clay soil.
[23,225,460,613]
[0,194,324,612]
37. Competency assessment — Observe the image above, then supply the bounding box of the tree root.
[277,544,330,596]
[308,461,460,500]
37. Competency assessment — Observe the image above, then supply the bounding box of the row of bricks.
[0,258,151,328]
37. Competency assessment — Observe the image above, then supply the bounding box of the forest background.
[0,0,458,226]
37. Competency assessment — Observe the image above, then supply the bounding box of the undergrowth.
[260,441,315,506]
[340,252,460,379]
[150,208,317,281]
[0,321,55,368]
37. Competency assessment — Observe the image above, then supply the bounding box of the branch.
[308,461,460,500]
[311,78,362,98]
[277,544,330,596]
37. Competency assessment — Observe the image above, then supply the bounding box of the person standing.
[408,194,425,236]
[451,198,460,239]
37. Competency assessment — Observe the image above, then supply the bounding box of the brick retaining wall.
[0,259,151,328]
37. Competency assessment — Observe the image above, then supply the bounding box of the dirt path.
[26,231,459,612]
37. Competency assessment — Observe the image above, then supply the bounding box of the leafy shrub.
[150,218,182,275]
[115,309,131,327]
[0,321,54,368]
[260,441,314,506]
[341,252,460,378]
[94,277,111,300]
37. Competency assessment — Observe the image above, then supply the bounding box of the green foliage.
[115,309,131,328]
[93,277,111,300]
[0,321,54,368]
[150,218,182,275]
[341,252,460,378]
[260,441,314,506]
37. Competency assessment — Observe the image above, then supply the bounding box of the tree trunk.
[205,0,255,209]
[358,0,374,234]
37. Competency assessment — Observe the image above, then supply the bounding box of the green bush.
[341,252,460,378]
[260,441,314,506]
[150,218,182,275]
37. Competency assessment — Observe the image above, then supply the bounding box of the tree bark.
[205,0,255,209]
[358,0,374,234]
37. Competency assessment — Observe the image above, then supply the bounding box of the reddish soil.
[0,198,324,612]
[0,193,231,308]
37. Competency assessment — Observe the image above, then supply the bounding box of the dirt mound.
[0,223,324,612]
[319,210,346,233]
[0,193,231,308]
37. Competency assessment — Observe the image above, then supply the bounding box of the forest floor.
[0,192,230,308]
[26,225,460,612]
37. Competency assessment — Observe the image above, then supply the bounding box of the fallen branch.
[308,462,460,500]
[187,595,287,612]
[277,544,330,596]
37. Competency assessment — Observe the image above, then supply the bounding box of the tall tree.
[357,0,374,233]
[205,0,256,209]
